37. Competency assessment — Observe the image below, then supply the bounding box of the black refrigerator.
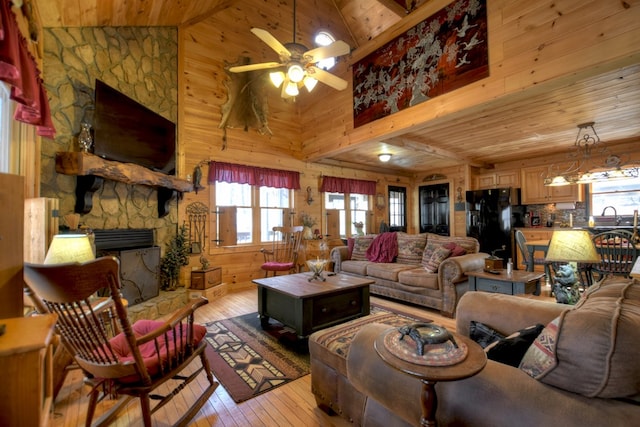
[466,188,525,261]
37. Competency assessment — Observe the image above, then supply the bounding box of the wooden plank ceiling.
[34,0,640,176]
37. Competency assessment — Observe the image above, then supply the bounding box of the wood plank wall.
[176,0,640,289]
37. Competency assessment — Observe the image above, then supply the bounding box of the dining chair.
[589,230,637,282]
[23,256,218,427]
[260,225,304,277]
[514,229,552,281]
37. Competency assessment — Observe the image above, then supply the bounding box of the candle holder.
[307,259,327,281]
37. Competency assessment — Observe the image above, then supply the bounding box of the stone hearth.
[127,288,188,324]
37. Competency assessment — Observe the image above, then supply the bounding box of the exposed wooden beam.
[376,0,409,18]
[315,158,414,177]
[384,137,489,168]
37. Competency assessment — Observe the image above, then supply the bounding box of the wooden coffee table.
[252,273,373,338]
[467,269,545,296]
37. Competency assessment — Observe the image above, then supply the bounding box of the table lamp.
[545,230,600,304]
[44,234,96,264]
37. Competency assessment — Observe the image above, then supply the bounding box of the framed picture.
[531,215,541,227]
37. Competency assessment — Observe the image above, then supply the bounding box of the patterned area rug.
[204,304,431,403]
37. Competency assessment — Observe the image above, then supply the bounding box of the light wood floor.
[50,283,553,427]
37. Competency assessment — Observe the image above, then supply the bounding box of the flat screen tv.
[93,79,176,175]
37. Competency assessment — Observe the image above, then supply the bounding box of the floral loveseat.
[330,232,487,317]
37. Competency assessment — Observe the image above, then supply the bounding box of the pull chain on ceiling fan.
[228,0,350,99]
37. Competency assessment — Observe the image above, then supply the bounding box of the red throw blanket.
[366,232,398,263]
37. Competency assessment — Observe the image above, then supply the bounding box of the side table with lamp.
[544,229,600,304]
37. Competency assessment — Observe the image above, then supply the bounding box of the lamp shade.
[545,230,599,263]
[44,234,96,264]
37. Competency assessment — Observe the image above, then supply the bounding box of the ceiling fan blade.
[228,62,282,73]
[307,66,348,91]
[251,28,291,59]
[304,40,350,63]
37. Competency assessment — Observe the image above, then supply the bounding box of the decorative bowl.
[306,259,327,275]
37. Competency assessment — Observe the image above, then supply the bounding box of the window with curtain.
[209,162,297,246]
[321,176,375,237]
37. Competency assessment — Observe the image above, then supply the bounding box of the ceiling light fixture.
[543,122,639,186]
[378,153,392,162]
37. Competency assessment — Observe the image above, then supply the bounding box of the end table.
[375,328,486,427]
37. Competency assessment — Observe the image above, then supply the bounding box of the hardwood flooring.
[49,283,553,426]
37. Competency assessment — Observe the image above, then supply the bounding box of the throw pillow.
[396,232,427,264]
[484,324,544,367]
[423,247,451,273]
[469,321,504,349]
[519,278,640,399]
[347,237,355,260]
[443,242,467,257]
[351,235,376,261]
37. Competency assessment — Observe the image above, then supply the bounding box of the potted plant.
[160,223,190,290]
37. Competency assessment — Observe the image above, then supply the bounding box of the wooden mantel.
[55,152,194,217]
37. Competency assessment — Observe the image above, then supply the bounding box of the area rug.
[204,304,431,403]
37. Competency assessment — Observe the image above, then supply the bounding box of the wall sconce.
[306,186,314,205]
[378,153,392,162]
[376,193,385,210]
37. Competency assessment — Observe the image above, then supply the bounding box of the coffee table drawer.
[475,278,514,294]
[312,289,363,326]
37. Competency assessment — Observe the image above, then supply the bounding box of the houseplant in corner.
[160,223,190,291]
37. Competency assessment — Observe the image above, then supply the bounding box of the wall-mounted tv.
[93,79,176,175]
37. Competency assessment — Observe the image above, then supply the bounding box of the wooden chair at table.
[23,256,218,427]
[260,225,304,277]
[514,230,552,281]
[589,230,638,283]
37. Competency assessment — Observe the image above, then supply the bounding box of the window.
[0,82,10,173]
[214,182,292,245]
[388,186,407,232]
[325,192,371,237]
[591,177,640,216]
[259,186,291,241]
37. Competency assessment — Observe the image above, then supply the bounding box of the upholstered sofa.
[330,232,487,317]
[309,277,640,426]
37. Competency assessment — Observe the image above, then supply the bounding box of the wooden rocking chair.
[23,256,218,427]
[260,225,304,277]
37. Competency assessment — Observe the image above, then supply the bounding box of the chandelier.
[543,122,640,186]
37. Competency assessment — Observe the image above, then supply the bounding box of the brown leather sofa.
[309,278,640,426]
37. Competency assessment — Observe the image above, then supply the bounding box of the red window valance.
[320,175,376,195]
[0,2,55,137]
[208,161,301,190]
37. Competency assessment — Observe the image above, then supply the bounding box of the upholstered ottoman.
[309,308,425,425]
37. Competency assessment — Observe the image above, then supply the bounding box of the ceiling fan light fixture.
[303,76,318,92]
[269,71,285,88]
[287,63,305,83]
[285,81,299,97]
[378,153,392,162]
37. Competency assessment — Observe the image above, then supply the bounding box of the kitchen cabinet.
[474,170,520,190]
[0,314,57,427]
[520,166,584,204]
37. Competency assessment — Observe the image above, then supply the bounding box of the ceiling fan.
[228,0,350,98]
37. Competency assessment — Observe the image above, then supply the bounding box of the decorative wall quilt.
[353,0,488,128]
